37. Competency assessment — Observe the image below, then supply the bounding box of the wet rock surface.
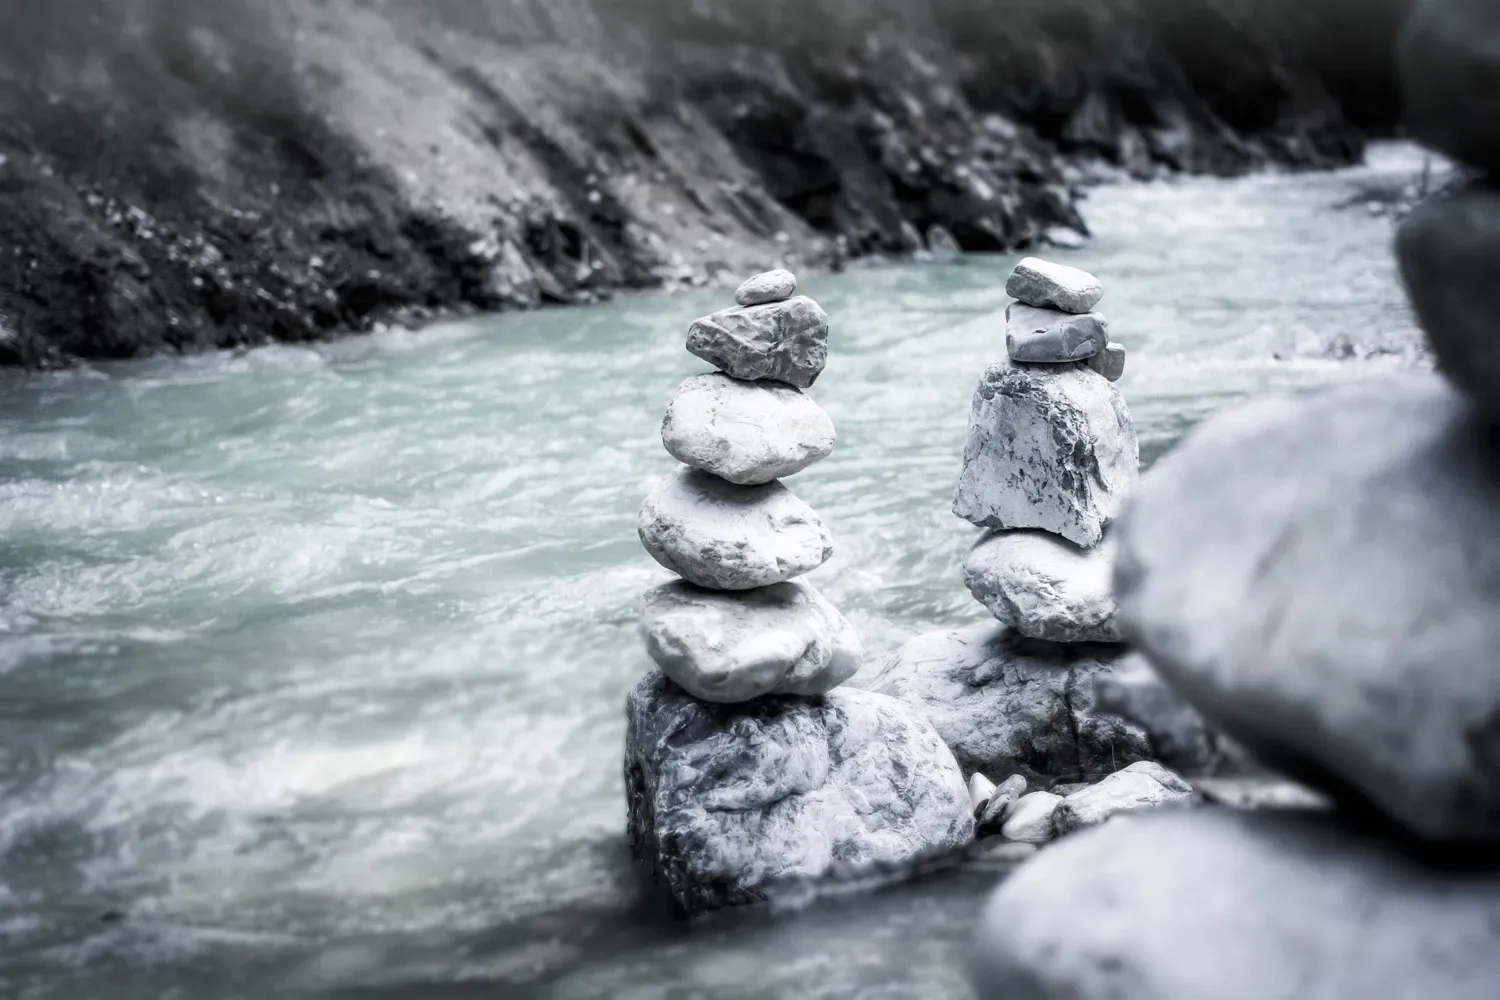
[624,671,973,915]
[1115,374,1500,842]
[970,808,1500,1000]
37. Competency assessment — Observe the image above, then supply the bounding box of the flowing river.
[0,145,1430,1000]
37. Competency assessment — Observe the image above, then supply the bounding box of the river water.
[0,146,1429,1000]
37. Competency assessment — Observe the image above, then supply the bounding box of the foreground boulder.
[1115,374,1500,841]
[686,296,830,388]
[963,530,1122,643]
[638,466,833,589]
[639,580,861,703]
[952,360,1138,547]
[1052,760,1196,834]
[625,672,973,914]
[661,373,836,485]
[863,624,1151,783]
[1396,182,1500,421]
[970,809,1500,999]
[1398,0,1500,176]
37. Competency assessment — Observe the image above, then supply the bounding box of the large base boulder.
[862,624,1152,784]
[970,809,1500,1000]
[624,672,974,915]
[1115,374,1500,842]
[952,360,1138,547]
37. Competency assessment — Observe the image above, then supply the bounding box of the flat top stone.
[1115,373,1500,842]
[971,809,1500,1000]
[1006,257,1104,314]
[638,465,833,590]
[639,579,861,703]
[735,269,798,306]
[661,373,836,485]
[686,295,829,389]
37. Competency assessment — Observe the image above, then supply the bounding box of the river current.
[0,146,1430,999]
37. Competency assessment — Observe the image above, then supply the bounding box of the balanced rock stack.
[870,258,1215,844]
[624,270,973,916]
[968,6,1500,995]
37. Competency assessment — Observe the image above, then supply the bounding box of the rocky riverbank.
[0,0,1411,368]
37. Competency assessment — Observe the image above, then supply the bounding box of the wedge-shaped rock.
[639,580,860,703]
[1006,257,1104,313]
[686,295,829,388]
[625,672,974,915]
[964,530,1122,643]
[953,360,1139,547]
[661,374,835,486]
[1005,303,1108,363]
[735,269,798,306]
[1053,761,1196,835]
[863,624,1150,784]
[1084,342,1126,382]
[971,809,1500,1000]
[1116,374,1500,842]
[1397,181,1500,420]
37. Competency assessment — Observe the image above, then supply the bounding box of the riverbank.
[0,0,1411,368]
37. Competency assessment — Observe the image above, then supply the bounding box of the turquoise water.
[0,146,1427,999]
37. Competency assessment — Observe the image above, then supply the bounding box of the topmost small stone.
[735,269,798,307]
[1006,257,1104,314]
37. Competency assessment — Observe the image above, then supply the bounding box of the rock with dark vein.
[686,296,830,388]
[1115,373,1500,842]
[624,671,974,915]
[952,360,1139,548]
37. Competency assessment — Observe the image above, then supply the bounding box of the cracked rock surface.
[686,296,830,388]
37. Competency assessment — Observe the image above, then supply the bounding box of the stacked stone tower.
[624,271,973,915]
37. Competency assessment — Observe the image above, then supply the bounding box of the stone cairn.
[623,270,973,916]
[870,257,1214,846]
[967,3,1500,997]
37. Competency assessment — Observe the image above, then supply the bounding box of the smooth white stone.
[661,373,835,486]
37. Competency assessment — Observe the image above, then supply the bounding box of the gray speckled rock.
[1000,791,1062,844]
[1053,761,1196,835]
[639,580,860,703]
[734,269,798,306]
[970,809,1500,1000]
[1005,303,1108,363]
[1006,257,1104,313]
[953,360,1139,548]
[1396,182,1500,420]
[661,374,836,485]
[963,530,1122,643]
[863,624,1151,784]
[1398,0,1500,175]
[638,466,832,590]
[1092,655,1225,776]
[1084,342,1126,382]
[625,671,974,914]
[686,295,829,388]
[1115,374,1500,842]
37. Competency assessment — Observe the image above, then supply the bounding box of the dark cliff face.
[0,0,1413,368]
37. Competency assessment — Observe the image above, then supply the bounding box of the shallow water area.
[0,146,1428,999]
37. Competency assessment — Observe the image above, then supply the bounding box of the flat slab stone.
[1052,761,1196,835]
[686,295,829,388]
[1398,0,1500,175]
[661,373,836,486]
[1397,181,1500,420]
[1084,342,1126,381]
[963,530,1122,643]
[1005,303,1108,363]
[639,580,861,703]
[1115,374,1500,842]
[1006,257,1104,313]
[952,360,1139,548]
[970,809,1500,1000]
[863,624,1152,784]
[638,466,832,590]
[734,269,798,306]
[625,672,974,915]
